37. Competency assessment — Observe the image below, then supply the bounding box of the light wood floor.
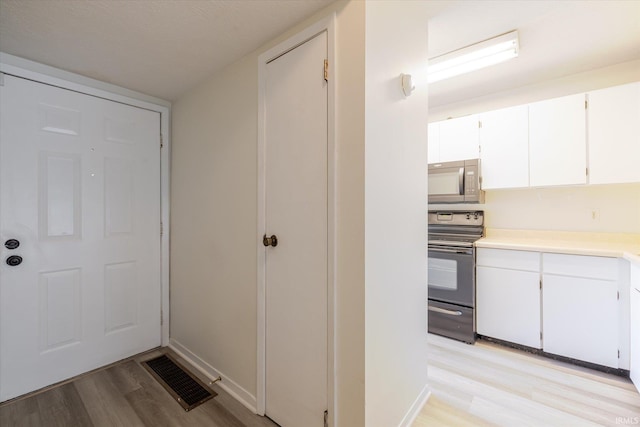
[4,338,639,426]
[0,349,277,427]
[414,334,640,427]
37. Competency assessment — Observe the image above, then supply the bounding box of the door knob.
[4,239,19,250]
[6,255,22,266]
[263,234,278,247]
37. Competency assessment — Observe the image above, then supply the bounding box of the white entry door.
[0,75,161,401]
[264,31,328,426]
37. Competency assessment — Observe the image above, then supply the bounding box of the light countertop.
[476,229,640,265]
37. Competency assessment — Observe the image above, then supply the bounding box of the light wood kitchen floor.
[3,338,639,426]
[414,334,640,426]
[0,349,277,427]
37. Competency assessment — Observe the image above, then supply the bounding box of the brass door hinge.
[324,60,329,82]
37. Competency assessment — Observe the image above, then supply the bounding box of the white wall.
[429,60,640,234]
[173,1,435,424]
[364,2,430,426]
[432,184,640,233]
[171,1,366,425]
[333,2,366,425]
[170,51,259,400]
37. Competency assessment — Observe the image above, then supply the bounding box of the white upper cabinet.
[529,93,587,187]
[429,82,638,187]
[587,82,640,184]
[428,122,440,164]
[479,105,529,189]
[437,114,480,163]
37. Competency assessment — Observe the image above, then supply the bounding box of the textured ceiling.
[1,1,639,105]
[0,0,333,101]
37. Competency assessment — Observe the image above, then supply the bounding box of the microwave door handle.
[458,167,465,195]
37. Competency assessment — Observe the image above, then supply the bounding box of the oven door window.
[428,257,458,290]
[428,250,475,307]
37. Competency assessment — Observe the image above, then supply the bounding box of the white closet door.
[264,31,328,427]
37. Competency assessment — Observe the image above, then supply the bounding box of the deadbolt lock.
[6,255,23,267]
[4,239,19,250]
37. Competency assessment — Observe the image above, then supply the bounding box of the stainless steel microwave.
[428,159,484,204]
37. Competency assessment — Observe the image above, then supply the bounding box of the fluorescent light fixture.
[428,30,519,83]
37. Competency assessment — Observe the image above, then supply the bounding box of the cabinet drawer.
[477,248,540,271]
[543,253,618,280]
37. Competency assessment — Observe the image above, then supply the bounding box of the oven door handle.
[458,167,465,195]
[428,305,463,316]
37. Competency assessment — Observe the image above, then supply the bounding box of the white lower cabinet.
[477,249,541,348]
[542,274,619,368]
[542,253,620,368]
[631,263,640,391]
[476,248,626,369]
[477,267,541,348]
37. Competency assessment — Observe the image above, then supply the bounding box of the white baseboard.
[169,338,257,413]
[398,384,431,427]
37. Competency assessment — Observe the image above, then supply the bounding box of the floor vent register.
[143,354,216,411]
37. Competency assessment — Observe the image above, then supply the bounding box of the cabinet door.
[529,93,587,187]
[542,274,618,368]
[588,82,640,184]
[428,122,440,164]
[631,264,640,390]
[479,105,529,189]
[438,115,479,162]
[477,266,541,348]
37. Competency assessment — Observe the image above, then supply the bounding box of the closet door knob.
[263,234,278,247]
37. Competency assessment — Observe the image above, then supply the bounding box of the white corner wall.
[364,2,430,426]
[170,50,259,405]
[172,1,435,424]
